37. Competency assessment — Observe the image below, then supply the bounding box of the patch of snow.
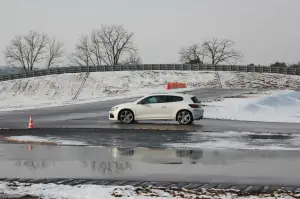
[223,71,300,91]
[0,181,297,199]
[80,71,217,100]
[203,90,300,123]
[5,136,88,146]
[217,71,237,88]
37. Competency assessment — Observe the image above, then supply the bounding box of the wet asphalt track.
[0,88,250,128]
[0,88,300,133]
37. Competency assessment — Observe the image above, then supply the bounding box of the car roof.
[145,92,195,98]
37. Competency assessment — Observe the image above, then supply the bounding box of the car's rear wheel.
[119,109,134,124]
[176,110,193,125]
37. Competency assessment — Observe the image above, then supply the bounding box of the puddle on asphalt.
[2,130,300,151]
[0,143,300,183]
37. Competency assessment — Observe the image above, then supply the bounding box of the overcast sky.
[0,0,299,66]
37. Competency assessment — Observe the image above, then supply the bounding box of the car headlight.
[111,106,118,111]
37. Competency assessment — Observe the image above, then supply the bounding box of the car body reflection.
[116,147,203,164]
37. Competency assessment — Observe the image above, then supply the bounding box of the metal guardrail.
[0,64,299,82]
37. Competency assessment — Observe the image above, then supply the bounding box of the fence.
[0,64,299,82]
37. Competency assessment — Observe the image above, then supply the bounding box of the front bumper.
[109,111,118,121]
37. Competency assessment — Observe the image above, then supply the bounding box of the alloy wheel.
[177,110,192,125]
[120,110,134,124]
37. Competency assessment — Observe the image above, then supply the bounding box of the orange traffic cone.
[28,116,34,128]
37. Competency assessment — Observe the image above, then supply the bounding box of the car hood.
[113,102,134,108]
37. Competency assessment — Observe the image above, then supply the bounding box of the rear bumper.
[192,108,204,120]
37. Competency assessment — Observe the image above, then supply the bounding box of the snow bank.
[79,70,217,100]
[165,131,300,150]
[218,71,300,90]
[0,71,217,111]
[203,90,300,123]
[0,181,298,199]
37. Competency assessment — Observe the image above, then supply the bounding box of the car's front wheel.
[176,110,193,125]
[119,109,135,124]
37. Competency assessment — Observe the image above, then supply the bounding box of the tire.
[118,109,135,124]
[176,110,193,125]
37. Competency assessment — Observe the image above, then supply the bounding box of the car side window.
[156,96,168,103]
[139,96,156,104]
[140,95,168,104]
[168,96,183,102]
[146,96,157,104]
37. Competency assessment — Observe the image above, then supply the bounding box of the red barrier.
[166,82,187,89]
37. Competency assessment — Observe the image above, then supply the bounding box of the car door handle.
[161,106,166,108]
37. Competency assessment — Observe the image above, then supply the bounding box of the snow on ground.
[4,136,88,146]
[0,71,217,111]
[165,131,300,150]
[0,181,298,199]
[80,70,217,100]
[203,89,300,123]
[218,71,300,90]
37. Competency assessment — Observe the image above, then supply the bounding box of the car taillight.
[189,104,199,108]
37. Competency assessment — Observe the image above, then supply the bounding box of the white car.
[109,93,204,125]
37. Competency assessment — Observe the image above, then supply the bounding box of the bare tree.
[46,37,64,69]
[179,44,205,64]
[202,38,243,65]
[122,51,142,65]
[69,35,94,66]
[4,31,64,72]
[93,24,136,65]
[70,25,138,66]
[90,30,104,66]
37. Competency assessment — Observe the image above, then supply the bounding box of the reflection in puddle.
[14,160,55,170]
[81,161,132,174]
[4,145,300,173]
